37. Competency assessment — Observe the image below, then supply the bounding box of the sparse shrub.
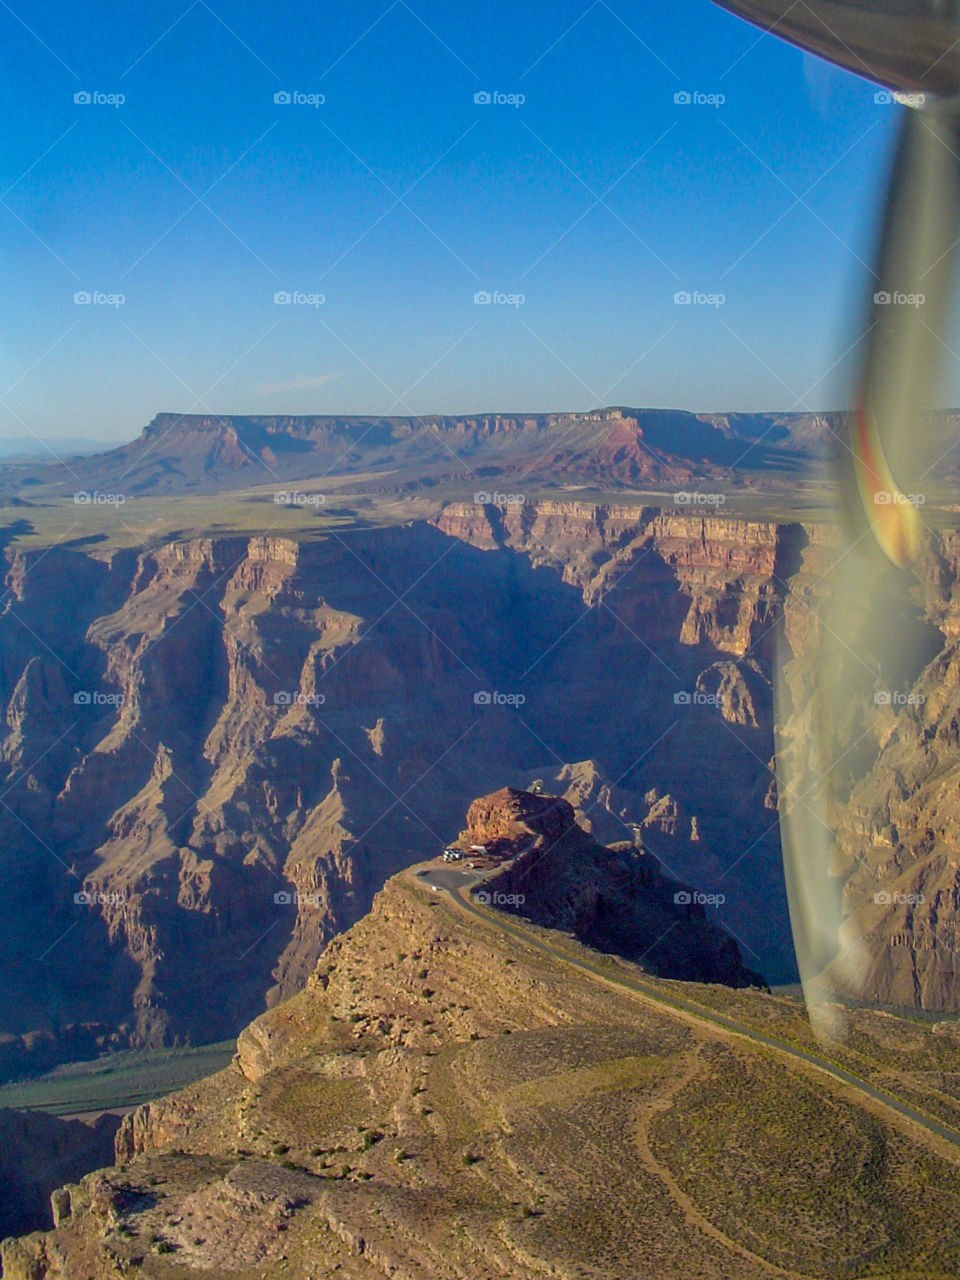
[272,1143,291,1156]
[421,988,434,999]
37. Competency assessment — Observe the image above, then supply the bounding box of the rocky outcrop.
[467,787,761,987]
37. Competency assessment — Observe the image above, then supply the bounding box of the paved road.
[412,863,960,1155]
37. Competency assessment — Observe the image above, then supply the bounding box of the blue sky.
[0,0,908,443]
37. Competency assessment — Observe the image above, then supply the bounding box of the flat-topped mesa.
[461,786,575,853]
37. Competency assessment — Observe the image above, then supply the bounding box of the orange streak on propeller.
[853,397,922,567]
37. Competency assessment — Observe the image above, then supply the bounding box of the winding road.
[412,862,960,1158]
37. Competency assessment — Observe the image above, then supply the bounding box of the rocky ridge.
[5,858,960,1279]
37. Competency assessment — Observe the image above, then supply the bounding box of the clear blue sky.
[0,0,910,443]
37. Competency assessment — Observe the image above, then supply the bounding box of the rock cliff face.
[0,1110,118,1239]
[0,504,797,1073]
[464,787,760,987]
[4,497,960,1072]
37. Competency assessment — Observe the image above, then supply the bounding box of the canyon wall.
[3,500,960,1068]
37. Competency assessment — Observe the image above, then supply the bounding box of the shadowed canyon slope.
[4,498,960,1078]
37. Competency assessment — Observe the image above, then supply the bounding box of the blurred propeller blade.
[777,99,960,1040]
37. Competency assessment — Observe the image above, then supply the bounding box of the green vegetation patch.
[0,1041,235,1115]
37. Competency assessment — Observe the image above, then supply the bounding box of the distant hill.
[0,406,845,498]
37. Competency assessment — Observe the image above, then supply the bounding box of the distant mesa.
[0,406,848,500]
